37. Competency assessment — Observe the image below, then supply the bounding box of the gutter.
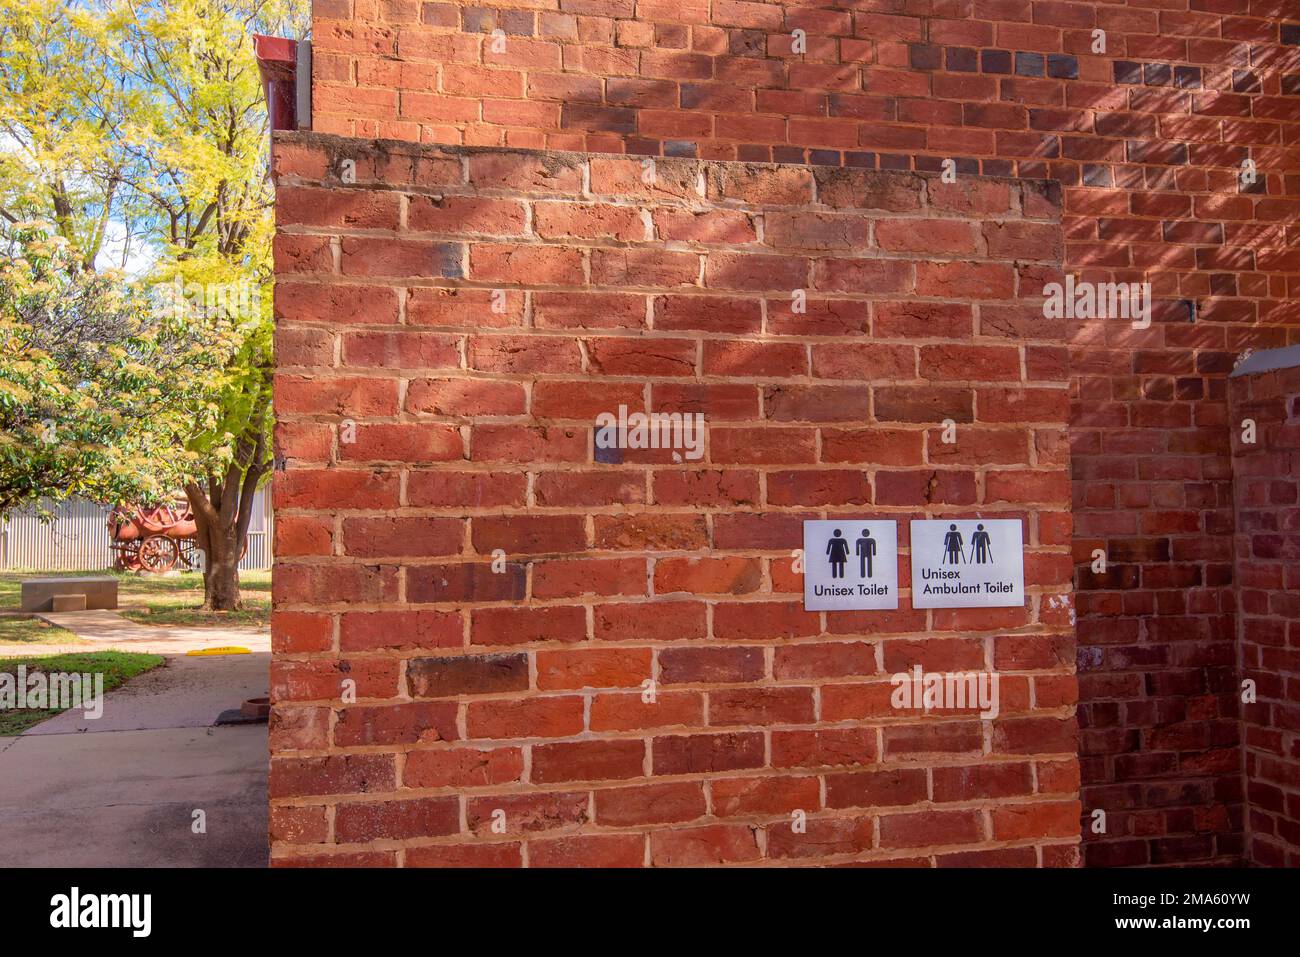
[253,34,311,132]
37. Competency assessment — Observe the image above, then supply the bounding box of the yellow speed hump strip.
[186,646,252,656]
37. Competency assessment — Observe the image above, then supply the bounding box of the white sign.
[803,520,898,611]
[910,519,1024,608]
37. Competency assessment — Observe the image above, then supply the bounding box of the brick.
[466,696,585,739]
[275,375,399,417]
[271,128,1090,869]
[471,515,586,554]
[878,809,983,848]
[275,282,400,325]
[465,790,587,835]
[407,286,524,328]
[265,707,322,753]
[471,605,587,646]
[767,815,874,859]
[534,292,647,330]
[408,653,528,697]
[529,834,645,867]
[594,601,708,642]
[532,558,646,599]
[406,843,523,867]
[341,517,463,558]
[650,824,762,866]
[334,701,458,746]
[595,782,707,826]
[408,195,527,235]
[876,219,977,254]
[406,379,526,416]
[340,610,462,652]
[336,797,460,842]
[586,336,697,376]
[589,691,704,732]
[404,747,524,789]
[270,754,396,799]
[915,262,1016,300]
[532,739,646,782]
[536,647,652,690]
[470,244,584,284]
[272,563,400,606]
[407,470,526,508]
[534,202,644,241]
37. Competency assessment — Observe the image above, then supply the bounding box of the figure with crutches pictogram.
[943,523,965,565]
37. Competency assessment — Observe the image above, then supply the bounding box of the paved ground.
[0,724,268,867]
[0,608,270,658]
[25,653,269,734]
[0,611,269,867]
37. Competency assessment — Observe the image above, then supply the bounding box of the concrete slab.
[25,653,270,734]
[0,725,268,867]
[20,576,117,612]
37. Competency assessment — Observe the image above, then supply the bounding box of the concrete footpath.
[0,608,271,658]
[0,611,269,867]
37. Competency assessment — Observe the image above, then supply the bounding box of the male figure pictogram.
[855,528,876,578]
[971,523,993,564]
[826,529,850,579]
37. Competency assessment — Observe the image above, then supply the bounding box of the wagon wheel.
[114,540,143,572]
[138,535,180,573]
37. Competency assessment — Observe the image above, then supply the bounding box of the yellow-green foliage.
[0,0,308,515]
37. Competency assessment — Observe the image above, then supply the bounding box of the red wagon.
[107,502,199,573]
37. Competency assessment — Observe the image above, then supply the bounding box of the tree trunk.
[200,522,243,611]
[184,418,268,611]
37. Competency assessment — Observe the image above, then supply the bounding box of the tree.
[0,0,307,609]
[0,227,233,516]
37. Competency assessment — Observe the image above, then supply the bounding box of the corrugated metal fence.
[0,490,272,572]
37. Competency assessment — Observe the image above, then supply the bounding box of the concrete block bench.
[20,576,119,613]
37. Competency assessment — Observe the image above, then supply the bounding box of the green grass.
[0,616,82,646]
[0,568,270,629]
[0,651,164,735]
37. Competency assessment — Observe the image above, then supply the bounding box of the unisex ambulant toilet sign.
[910,518,1025,608]
[802,520,899,610]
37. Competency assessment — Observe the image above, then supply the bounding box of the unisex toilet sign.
[910,518,1024,608]
[802,520,899,610]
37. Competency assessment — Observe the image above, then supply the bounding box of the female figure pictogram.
[943,523,965,565]
[826,529,851,579]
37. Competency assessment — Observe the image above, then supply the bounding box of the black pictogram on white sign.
[804,520,898,611]
[911,518,1024,609]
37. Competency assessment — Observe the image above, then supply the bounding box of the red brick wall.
[305,0,1300,868]
[268,132,1078,867]
[1230,358,1300,867]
